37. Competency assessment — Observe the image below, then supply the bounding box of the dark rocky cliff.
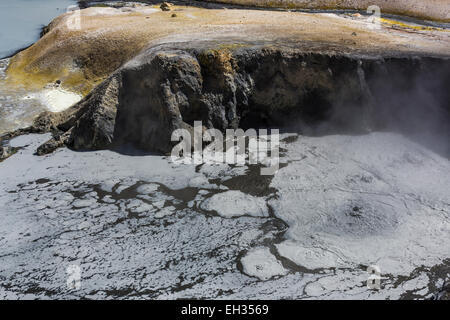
[20,42,449,155]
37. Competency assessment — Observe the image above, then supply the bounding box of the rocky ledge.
[33,42,450,156]
[2,3,449,155]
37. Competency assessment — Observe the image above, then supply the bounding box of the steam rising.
[276,57,450,157]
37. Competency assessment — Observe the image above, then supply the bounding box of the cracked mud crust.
[0,132,448,299]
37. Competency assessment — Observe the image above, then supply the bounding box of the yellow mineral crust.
[205,0,450,23]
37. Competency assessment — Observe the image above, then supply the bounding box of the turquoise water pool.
[0,0,76,58]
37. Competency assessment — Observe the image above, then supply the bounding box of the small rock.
[36,138,64,156]
[0,145,17,161]
[160,2,172,11]
[171,13,177,18]
[0,146,8,158]
[352,13,362,18]
[36,130,72,155]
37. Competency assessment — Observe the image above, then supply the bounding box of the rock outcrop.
[2,4,449,155]
[32,41,450,155]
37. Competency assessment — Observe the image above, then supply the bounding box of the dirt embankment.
[4,4,449,96]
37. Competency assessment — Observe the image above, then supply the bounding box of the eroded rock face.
[70,75,121,150]
[37,42,449,155]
